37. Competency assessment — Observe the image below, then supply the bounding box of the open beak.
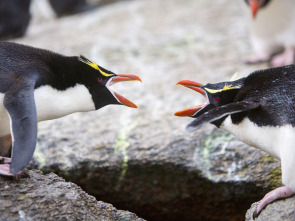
[249,0,262,19]
[175,80,209,117]
[108,74,142,108]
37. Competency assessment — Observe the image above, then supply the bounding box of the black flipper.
[186,101,259,132]
[3,78,37,174]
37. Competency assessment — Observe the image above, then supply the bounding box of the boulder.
[245,196,295,221]
[0,170,144,221]
[15,0,282,220]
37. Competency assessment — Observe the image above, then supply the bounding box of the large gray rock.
[14,0,282,220]
[0,170,144,221]
[245,196,295,221]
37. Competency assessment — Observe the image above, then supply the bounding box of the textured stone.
[246,196,295,221]
[0,170,144,221]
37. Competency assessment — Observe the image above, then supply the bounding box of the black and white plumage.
[175,65,295,217]
[0,41,141,178]
[243,0,295,67]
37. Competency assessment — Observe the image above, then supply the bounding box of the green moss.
[34,142,47,170]
[198,129,234,180]
[17,194,27,201]
[114,121,138,190]
[259,155,282,189]
[269,167,282,187]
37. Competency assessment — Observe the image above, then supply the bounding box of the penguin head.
[175,79,242,122]
[78,56,142,110]
[245,0,271,18]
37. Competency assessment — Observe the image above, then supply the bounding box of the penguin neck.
[34,84,95,122]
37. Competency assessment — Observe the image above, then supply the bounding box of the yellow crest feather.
[78,57,114,77]
[204,84,240,94]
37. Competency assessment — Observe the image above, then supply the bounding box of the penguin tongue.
[109,74,142,108]
[174,80,208,117]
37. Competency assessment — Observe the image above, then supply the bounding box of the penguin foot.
[244,52,271,64]
[13,170,30,182]
[269,48,295,67]
[0,157,11,164]
[0,164,30,181]
[253,186,295,219]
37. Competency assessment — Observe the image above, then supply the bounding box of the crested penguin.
[0,41,142,179]
[243,0,295,67]
[175,65,295,217]
[48,0,90,17]
[0,0,31,40]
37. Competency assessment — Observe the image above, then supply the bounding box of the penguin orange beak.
[249,0,263,19]
[109,74,142,108]
[175,80,208,117]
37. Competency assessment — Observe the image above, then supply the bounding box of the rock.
[245,196,295,221]
[0,170,144,221]
[14,0,281,220]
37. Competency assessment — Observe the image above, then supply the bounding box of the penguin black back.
[0,42,80,92]
[232,65,295,127]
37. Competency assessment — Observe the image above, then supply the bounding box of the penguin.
[48,0,91,17]
[0,0,31,40]
[243,0,295,67]
[0,41,141,179]
[175,65,295,218]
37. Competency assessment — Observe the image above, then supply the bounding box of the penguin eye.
[215,97,220,102]
[98,77,103,83]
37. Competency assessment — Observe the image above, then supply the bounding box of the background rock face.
[13,0,283,220]
[0,170,144,221]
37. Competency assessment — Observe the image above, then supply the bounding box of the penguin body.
[175,65,295,217]
[0,0,31,40]
[222,116,294,159]
[0,41,141,177]
[243,0,295,67]
[48,0,90,17]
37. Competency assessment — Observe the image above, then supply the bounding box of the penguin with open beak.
[0,41,142,179]
[175,65,295,218]
[243,0,295,67]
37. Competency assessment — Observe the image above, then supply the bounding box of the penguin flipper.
[186,101,259,132]
[3,79,37,174]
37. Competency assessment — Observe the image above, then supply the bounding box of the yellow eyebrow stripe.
[79,57,114,77]
[204,84,240,93]
[96,66,114,77]
[204,88,223,93]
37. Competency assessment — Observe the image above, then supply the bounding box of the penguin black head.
[244,0,272,18]
[174,78,248,130]
[77,56,142,110]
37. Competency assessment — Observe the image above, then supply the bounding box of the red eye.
[98,78,102,83]
[215,97,220,102]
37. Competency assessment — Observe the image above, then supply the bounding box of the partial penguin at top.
[243,0,295,67]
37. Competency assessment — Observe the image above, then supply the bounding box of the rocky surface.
[11,0,284,220]
[0,170,144,221]
[245,196,295,221]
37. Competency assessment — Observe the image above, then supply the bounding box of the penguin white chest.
[0,93,10,136]
[0,84,96,137]
[248,0,295,46]
[34,84,96,122]
[220,116,295,159]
